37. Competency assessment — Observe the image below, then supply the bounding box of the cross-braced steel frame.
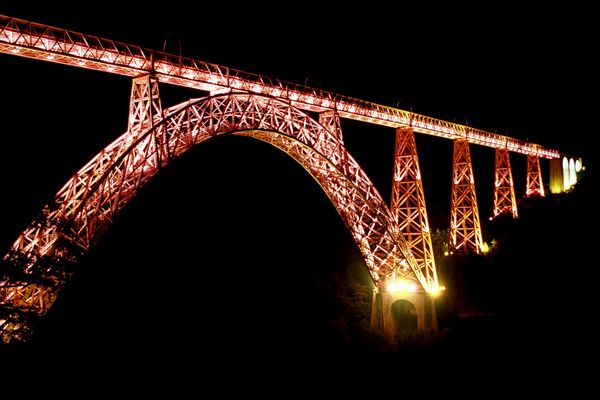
[0,13,573,343]
[526,154,545,197]
[0,14,561,159]
[128,74,163,132]
[390,128,437,290]
[450,139,484,253]
[493,147,518,218]
[0,92,439,342]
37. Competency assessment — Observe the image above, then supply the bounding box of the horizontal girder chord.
[0,14,560,159]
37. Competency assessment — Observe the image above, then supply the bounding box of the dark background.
[0,2,595,396]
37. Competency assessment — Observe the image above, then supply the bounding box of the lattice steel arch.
[0,93,439,342]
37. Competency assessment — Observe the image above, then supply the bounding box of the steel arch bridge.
[0,14,577,343]
[0,91,430,341]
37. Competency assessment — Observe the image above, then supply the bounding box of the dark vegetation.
[0,140,594,397]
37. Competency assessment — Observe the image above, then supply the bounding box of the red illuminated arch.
[0,93,423,340]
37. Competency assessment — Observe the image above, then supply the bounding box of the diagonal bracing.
[526,154,545,197]
[493,147,518,218]
[450,139,484,253]
[390,128,438,290]
[0,14,560,159]
[0,93,428,343]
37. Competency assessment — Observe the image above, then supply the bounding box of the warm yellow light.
[430,285,446,297]
[387,279,417,293]
[443,251,449,256]
[481,242,490,254]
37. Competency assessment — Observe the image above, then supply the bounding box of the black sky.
[0,3,595,388]
[0,2,592,234]
[1,2,594,152]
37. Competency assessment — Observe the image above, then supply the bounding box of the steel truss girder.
[526,154,545,197]
[450,139,484,253]
[493,147,518,218]
[0,93,437,342]
[390,128,438,290]
[0,14,560,159]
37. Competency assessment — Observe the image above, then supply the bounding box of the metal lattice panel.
[0,14,561,159]
[450,139,484,253]
[390,128,438,290]
[0,93,434,342]
[526,154,545,197]
[128,74,163,132]
[492,147,518,218]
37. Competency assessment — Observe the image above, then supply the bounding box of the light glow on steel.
[0,13,578,343]
[0,93,428,342]
[387,279,418,294]
[429,285,445,297]
[526,154,545,197]
[390,128,438,292]
[450,140,484,253]
[492,147,518,219]
[0,14,561,158]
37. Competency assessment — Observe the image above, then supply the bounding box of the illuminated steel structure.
[0,15,558,158]
[0,91,422,341]
[390,128,437,290]
[493,148,518,218]
[0,15,563,341]
[450,140,484,253]
[526,154,545,197]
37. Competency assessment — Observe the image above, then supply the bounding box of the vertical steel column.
[450,139,484,253]
[390,128,438,289]
[318,110,343,143]
[128,74,166,168]
[318,110,347,174]
[492,147,518,218]
[128,74,163,132]
[526,154,545,197]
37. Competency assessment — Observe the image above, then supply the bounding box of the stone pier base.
[371,289,437,342]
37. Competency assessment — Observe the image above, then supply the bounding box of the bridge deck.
[0,14,559,159]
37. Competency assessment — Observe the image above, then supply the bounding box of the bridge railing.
[0,14,559,158]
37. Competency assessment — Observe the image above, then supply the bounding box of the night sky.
[0,2,595,394]
[0,3,592,239]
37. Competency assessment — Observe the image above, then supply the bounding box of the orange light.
[430,285,445,297]
[387,279,417,293]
